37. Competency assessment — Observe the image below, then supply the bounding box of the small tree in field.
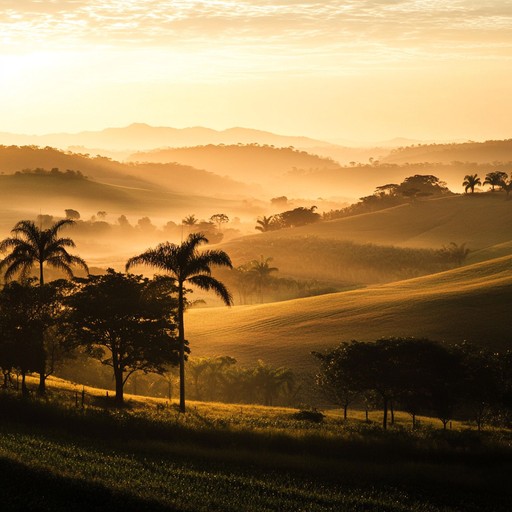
[314,347,359,420]
[65,270,181,405]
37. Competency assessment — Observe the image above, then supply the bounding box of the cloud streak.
[1,1,511,56]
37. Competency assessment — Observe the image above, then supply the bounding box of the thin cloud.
[1,1,511,46]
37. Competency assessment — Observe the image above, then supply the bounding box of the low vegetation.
[1,379,512,511]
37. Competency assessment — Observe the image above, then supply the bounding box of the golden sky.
[1,1,512,142]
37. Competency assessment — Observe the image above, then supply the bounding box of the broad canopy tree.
[315,338,463,429]
[65,270,182,404]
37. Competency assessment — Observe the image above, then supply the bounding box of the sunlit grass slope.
[229,194,512,251]
[188,254,512,372]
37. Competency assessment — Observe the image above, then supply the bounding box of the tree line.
[0,220,233,411]
[315,338,512,430]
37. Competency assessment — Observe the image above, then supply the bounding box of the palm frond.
[188,275,233,306]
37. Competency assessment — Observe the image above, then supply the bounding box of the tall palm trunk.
[178,282,186,413]
[37,262,47,394]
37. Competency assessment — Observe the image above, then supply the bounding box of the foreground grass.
[1,384,512,511]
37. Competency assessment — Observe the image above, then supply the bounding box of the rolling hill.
[383,139,512,165]
[129,144,342,184]
[228,194,512,252]
[0,145,254,198]
[186,253,512,373]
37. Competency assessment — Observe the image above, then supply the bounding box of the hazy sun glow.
[1,1,512,141]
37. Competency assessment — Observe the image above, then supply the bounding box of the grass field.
[187,253,512,371]
[223,194,512,253]
[1,379,512,512]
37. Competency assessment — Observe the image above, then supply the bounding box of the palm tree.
[248,256,278,302]
[503,179,512,200]
[125,233,233,412]
[0,218,88,393]
[0,219,88,286]
[251,360,295,406]
[483,171,508,191]
[255,215,276,232]
[462,174,481,194]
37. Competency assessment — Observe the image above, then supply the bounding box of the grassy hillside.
[234,194,512,251]
[0,145,252,198]
[187,254,512,372]
[383,139,512,165]
[129,144,341,184]
[0,172,238,221]
[209,194,512,287]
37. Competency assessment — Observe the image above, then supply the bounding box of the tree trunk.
[390,401,394,425]
[343,403,348,421]
[21,370,28,397]
[382,397,388,430]
[37,270,46,395]
[412,413,416,429]
[365,407,369,423]
[178,282,186,413]
[38,370,46,395]
[115,369,124,405]
[38,340,47,395]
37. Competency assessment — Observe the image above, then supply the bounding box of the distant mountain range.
[0,123,388,164]
[0,123,337,152]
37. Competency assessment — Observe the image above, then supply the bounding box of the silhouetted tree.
[182,214,198,227]
[126,233,233,412]
[210,213,229,232]
[314,346,359,420]
[397,175,449,197]
[375,184,399,196]
[248,256,278,302]
[118,215,131,228]
[278,206,320,228]
[315,338,463,430]
[0,219,88,393]
[255,215,277,232]
[439,242,470,267]
[65,209,80,220]
[0,281,42,395]
[65,270,181,405]
[483,171,508,191]
[456,343,501,431]
[502,179,512,199]
[463,174,481,194]
[251,360,295,406]
[0,219,88,287]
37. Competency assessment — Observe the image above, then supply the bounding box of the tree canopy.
[65,270,181,404]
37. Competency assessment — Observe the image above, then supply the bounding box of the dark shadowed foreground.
[1,391,511,512]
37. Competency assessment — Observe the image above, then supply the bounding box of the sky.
[1,0,512,143]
